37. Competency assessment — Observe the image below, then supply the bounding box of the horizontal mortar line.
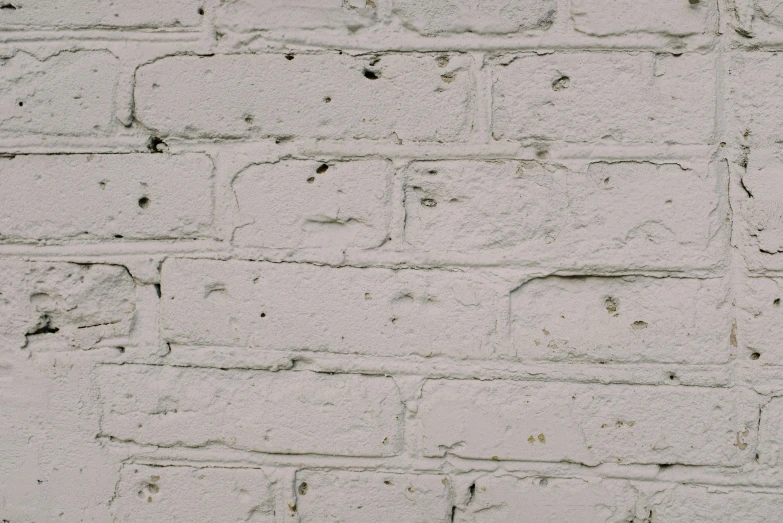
[112,352,735,387]
[109,441,776,489]
[0,28,205,42]
[242,34,718,54]
[228,248,732,275]
[0,240,226,257]
[0,140,718,159]
[0,247,730,276]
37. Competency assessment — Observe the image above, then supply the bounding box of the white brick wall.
[2,1,783,521]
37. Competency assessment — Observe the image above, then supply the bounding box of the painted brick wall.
[1,0,782,521]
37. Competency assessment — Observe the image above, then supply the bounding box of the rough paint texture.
[1,1,782,522]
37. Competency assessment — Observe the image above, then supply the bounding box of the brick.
[232,159,392,249]
[97,365,403,456]
[0,154,214,241]
[404,160,725,267]
[491,52,716,144]
[392,0,555,36]
[460,476,637,523]
[735,148,783,255]
[0,0,202,29]
[736,277,783,363]
[731,54,783,145]
[135,53,472,141]
[113,464,274,523]
[216,0,375,32]
[758,397,783,465]
[511,276,730,364]
[295,470,452,522]
[161,258,501,359]
[649,485,783,523]
[0,50,118,136]
[0,261,134,349]
[417,380,758,466]
[570,0,716,36]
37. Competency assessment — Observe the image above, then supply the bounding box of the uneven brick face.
[232,159,392,249]
[492,52,716,144]
[97,365,403,457]
[0,51,118,136]
[0,261,134,349]
[0,0,203,28]
[392,0,555,35]
[216,0,375,32]
[570,0,717,36]
[295,470,452,522]
[418,380,758,466]
[404,159,725,267]
[113,465,275,522]
[649,485,783,522]
[0,154,214,241]
[511,276,731,364]
[731,54,783,146]
[135,53,473,141]
[161,258,502,358]
[460,476,638,523]
[736,277,783,363]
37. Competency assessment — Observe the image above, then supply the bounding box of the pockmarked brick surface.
[2,1,782,521]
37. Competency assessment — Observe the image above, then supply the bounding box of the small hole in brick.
[669,373,676,380]
[114,234,124,239]
[198,7,204,15]
[324,97,331,103]
[154,284,161,298]
[316,164,329,174]
[17,101,23,107]
[138,196,150,209]
[0,3,17,10]
[285,53,295,61]
[307,176,315,184]
[363,69,379,80]
[147,136,167,153]
[298,482,308,495]
[421,198,437,207]
[117,346,125,354]
[245,115,253,124]
[552,76,570,91]
[774,298,780,306]
[751,352,761,360]
[260,312,266,318]
[99,181,106,189]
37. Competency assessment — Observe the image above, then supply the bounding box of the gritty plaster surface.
[1,0,783,522]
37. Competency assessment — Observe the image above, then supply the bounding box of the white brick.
[650,485,783,523]
[404,160,725,267]
[0,154,213,241]
[0,261,134,349]
[570,0,716,36]
[418,380,758,466]
[736,277,783,363]
[97,365,403,457]
[0,0,202,29]
[295,470,452,522]
[736,148,783,255]
[216,0,375,32]
[161,258,501,359]
[232,159,392,249]
[511,276,730,364]
[0,51,118,136]
[731,54,783,145]
[135,54,473,141]
[392,0,555,35]
[459,476,637,523]
[113,464,275,523]
[492,53,716,144]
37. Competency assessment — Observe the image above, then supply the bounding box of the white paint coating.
[1,0,782,521]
